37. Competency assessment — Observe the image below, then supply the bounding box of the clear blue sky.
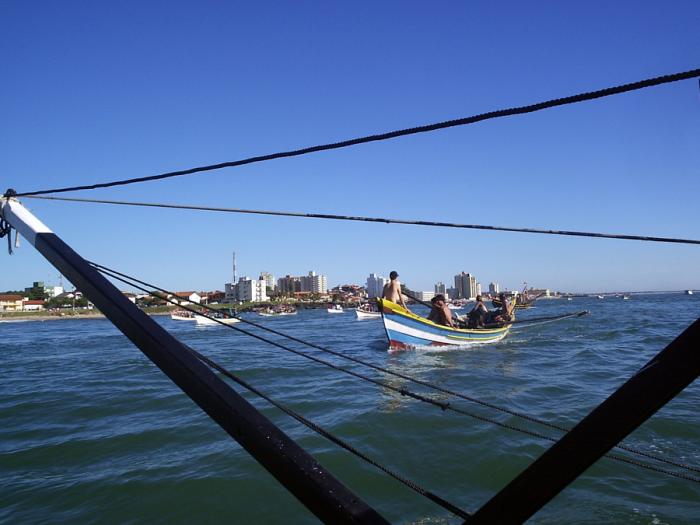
[2,1,699,294]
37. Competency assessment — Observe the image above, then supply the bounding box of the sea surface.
[1,295,699,524]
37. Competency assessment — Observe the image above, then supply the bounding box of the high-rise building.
[300,271,327,293]
[434,282,446,295]
[277,275,301,296]
[454,272,478,299]
[366,273,389,298]
[476,282,482,296]
[489,282,500,294]
[259,272,275,291]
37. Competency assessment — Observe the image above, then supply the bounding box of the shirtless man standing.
[382,271,408,310]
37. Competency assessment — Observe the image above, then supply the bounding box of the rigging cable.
[11,67,700,198]
[91,261,700,483]
[23,195,700,245]
[190,346,471,519]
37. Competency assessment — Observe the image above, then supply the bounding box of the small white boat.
[567,297,573,301]
[623,295,630,300]
[597,295,604,299]
[447,303,464,310]
[327,304,344,314]
[171,310,196,321]
[355,309,381,320]
[686,290,694,295]
[195,314,240,326]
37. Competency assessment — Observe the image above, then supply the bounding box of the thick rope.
[91,262,700,483]
[11,68,700,198]
[23,195,700,245]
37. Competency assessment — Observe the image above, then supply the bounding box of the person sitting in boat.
[382,270,409,311]
[427,294,455,327]
[466,295,489,328]
[493,293,514,323]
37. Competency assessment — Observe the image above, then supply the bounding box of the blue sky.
[2,1,699,294]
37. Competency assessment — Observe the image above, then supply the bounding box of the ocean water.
[1,295,699,524]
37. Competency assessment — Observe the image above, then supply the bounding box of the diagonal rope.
[11,67,700,198]
[22,195,700,245]
[91,262,700,484]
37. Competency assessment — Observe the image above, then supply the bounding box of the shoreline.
[0,311,172,323]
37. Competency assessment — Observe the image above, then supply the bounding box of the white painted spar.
[0,198,53,245]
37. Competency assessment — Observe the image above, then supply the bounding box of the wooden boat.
[492,294,533,310]
[170,310,195,321]
[379,298,512,350]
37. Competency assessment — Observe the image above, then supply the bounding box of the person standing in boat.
[427,294,455,327]
[382,271,409,310]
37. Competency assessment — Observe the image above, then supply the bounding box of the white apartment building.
[225,277,268,303]
[366,273,389,298]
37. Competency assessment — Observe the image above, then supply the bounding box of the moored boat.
[379,298,512,350]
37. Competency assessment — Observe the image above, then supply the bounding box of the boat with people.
[379,298,513,350]
[258,305,297,317]
[327,304,344,314]
[194,309,240,325]
[355,303,381,319]
[170,309,196,321]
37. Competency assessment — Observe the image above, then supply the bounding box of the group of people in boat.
[427,293,513,328]
[380,270,514,329]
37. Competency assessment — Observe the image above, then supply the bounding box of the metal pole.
[468,316,700,524]
[1,195,388,525]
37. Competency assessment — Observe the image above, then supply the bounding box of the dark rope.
[91,262,700,483]
[12,67,700,198]
[23,195,700,245]
[191,347,471,519]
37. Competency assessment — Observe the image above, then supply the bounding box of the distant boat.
[355,309,380,319]
[567,297,573,301]
[447,303,464,310]
[597,295,604,299]
[171,310,196,321]
[327,304,344,314]
[355,303,380,319]
[686,290,694,295]
[259,306,297,317]
[195,313,240,326]
[623,295,630,300]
